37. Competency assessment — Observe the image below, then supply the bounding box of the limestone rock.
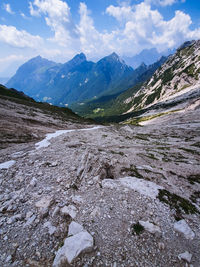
[53,231,93,267]
[61,205,77,219]
[178,251,192,263]
[174,220,195,240]
[139,220,161,235]
[35,196,52,210]
[68,221,84,236]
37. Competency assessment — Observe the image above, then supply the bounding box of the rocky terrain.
[0,101,200,266]
[0,84,89,149]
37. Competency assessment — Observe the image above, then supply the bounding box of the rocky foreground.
[0,106,200,267]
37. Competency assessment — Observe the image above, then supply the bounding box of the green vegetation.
[121,164,144,179]
[191,142,200,148]
[157,189,199,215]
[110,150,124,156]
[179,147,200,156]
[161,68,174,85]
[124,110,181,125]
[182,63,197,78]
[190,191,200,205]
[131,222,144,235]
[187,174,200,185]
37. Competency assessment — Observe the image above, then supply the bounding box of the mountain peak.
[72,53,86,62]
[109,52,120,60]
[64,53,87,68]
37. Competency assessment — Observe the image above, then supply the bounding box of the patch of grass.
[187,174,200,184]
[102,134,108,138]
[121,165,145,179]
[110,150,124,156]
[179,147,200,156]
[131,222,144,235]
[124,110,181,126]
[190,191,200,205]
[191,142,200,148]
[161,68,174,85]
[135,134,149,141]
[157,189,199,215]
[145,153,159,160]
[157,146,169,151]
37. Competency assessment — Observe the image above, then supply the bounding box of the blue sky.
[0,0,200,76]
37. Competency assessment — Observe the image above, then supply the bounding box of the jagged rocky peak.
[69,52,87,65]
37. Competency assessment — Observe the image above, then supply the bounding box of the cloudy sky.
[0,0,200,76]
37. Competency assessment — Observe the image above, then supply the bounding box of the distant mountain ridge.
[123,48,175,69]
[7,52,137,106]
[7,50,167,108]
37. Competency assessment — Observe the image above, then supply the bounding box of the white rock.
[44,221,57,235]
[139,220,161,234]
[0,160,16,169]
[35,196,52,210]
[158,242,165,250]
[61,205,77,219]
[25,215,36,226]
[102,177,163,199]
[174,220,195,240]
[71,195,83,204]
[178,251,192,263]
[30,177,37,187]
[68,221,84,236]
[53,231,93,267]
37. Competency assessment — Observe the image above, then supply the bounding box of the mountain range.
[122,47,175,69]
[6,40,200,124]
[6,53,133,106]
[73,40,200,122]
[6,50,168,108]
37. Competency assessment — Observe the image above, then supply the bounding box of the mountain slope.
[72,56,167,118]
[90,40,200,123]
[122,41,200,113]
[0,84,90,149]
[6,56,60,97]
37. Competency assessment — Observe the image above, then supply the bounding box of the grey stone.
[178,251,192,263]
[139,220,161,235]
[61,205,77,219]
[174,220,195,240]
[68,221,84,236]
[53,231,93,267]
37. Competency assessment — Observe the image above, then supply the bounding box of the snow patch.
[35,126,102,150]
[0,160,16,169]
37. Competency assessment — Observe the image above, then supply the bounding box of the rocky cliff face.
[123,40,200,113]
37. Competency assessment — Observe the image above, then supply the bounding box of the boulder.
[53,230,93,267]
[174,219,195,240]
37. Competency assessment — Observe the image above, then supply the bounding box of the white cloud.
[29,0,79,47]
[105,2,200,55]
[1,0,197,64]
[0,54,25,65]
[3,3,14,14]
[0,54,27,76]
[0,25,43,48]
[145,0,177,6]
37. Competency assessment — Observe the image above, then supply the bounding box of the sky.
[0,0,200,76]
